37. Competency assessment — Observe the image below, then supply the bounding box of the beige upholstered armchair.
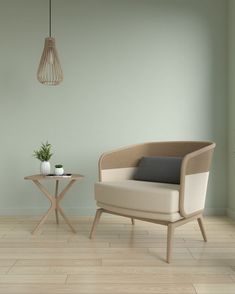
[89,141,216,263]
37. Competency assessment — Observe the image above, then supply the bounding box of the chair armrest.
[179,142,216,217]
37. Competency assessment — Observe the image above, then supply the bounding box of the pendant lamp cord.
[49,0,52,37]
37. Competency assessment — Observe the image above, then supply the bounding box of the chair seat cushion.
[95,180,180,214]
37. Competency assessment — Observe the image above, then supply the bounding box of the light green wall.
[0,0,227,215]
[228,0,235,219]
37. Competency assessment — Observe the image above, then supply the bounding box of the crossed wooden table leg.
[24,174,84,234]
[31,179,78,234]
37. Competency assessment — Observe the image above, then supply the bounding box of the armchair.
[89,141,215,263]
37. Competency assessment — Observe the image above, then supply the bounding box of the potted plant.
[33,142,53,175]
[54,164,64,176]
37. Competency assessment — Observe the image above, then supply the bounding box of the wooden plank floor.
[0,215,234,293]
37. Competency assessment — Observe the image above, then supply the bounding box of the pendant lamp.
[37,0,63,85]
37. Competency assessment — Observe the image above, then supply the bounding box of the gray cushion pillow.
[133,156,182,184]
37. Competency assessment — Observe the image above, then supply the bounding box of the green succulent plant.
[33,141,53,162]
[55,164,63,168]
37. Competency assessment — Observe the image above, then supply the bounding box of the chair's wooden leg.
[167,223,174,263]
[197,216,207,242]
[89,209,103,239]
[131,218,135,225]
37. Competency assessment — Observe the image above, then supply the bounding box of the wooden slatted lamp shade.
[37,0,63,85]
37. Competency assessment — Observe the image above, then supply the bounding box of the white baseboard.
[0,207,227,217]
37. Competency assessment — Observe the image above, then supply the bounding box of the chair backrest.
[99,141,213,180]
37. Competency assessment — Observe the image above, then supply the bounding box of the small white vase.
[55,167,64,176]
[40,161,51,175]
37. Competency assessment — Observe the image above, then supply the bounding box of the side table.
[24,174,84,234]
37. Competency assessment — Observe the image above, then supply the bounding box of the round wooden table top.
[24,174,84,180]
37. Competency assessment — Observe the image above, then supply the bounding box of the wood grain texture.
[0,283,196,293]
[0,216,234,294]
[194,283,235,293]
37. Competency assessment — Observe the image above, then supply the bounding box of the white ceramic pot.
[55,167,64,176]
[40,161,51,175]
